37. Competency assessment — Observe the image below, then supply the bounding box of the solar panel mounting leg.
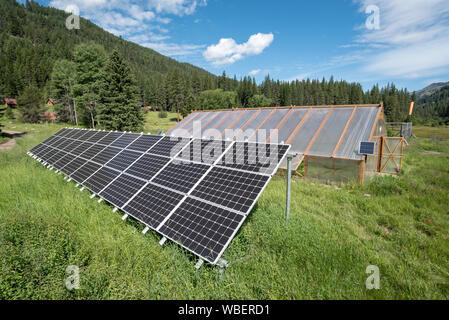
[195,259,204,270]
[142,226,150,234]
[286,154,295,225]
[80,187,85,192]
[98,198,103,203]
[121,214,128,221]
[90,194,96,199]
[112,207,118,213]
[159,237,167,246]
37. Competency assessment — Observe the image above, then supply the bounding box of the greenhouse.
[168,104,404,184]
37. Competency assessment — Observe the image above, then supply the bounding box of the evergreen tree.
[0,103,6,132]
[72,43,107,128]
[50,59,76,123]
[97,51,144,131]
[18,85,44,123]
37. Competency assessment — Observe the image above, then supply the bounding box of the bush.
[158,110,168,118]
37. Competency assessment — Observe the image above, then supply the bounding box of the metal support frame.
[285,153,295,224]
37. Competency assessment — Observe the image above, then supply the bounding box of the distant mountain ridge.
[416,82,449,98]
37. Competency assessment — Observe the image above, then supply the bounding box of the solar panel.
[71,142,94,156]
[83,167,121,194]
[79,144,106,160]
[97,132,123,146]
[71,161,102,183]
[125,154,170,181]
[110,133,141,148]
[178,139,232,164]
[148,136,191,157]
[63,157,88,175]
[159,197,244,264]
[218,142,290,175]
[100,174,147,208]
[87,131,109,143]
[91,146,122,165]
[29,129,290,265]
[152,160,210,194]
[190,166,270,214]
[122,183,185,228]
[126,135,163,153]
[359,141,376,155]
[106,150,142,171]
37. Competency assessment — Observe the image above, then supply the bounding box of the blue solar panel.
[359,141,376,155]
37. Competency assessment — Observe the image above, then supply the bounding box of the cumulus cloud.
[148,0,207,16]
[355,0,449,78]
[203,33,274,65]
[249,69,261,76]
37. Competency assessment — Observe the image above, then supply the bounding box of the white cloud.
[249,69,261,76]
[128,4,155,21]
[354,0,449,78]
[147,0,206,16]
[204,33,274,65]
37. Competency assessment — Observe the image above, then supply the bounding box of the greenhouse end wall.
[304,156,363,184]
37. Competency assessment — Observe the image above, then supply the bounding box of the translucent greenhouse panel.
[334,107,378,160]
[188,111,217,135]
[307,108,353,157]
[168,112,200,135]
[214,110,245,134]
[202,111,227,132]
[305,156,360,184]
[276,109,308,144]
[235,109,274,141]
[231,109,259,129]
[249,109,290,142]
[288,108,330,154]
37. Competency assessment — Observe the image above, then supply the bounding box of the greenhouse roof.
[167,104,383,168]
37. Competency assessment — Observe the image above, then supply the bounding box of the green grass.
[144,111,180,134]
[0,120,448,299]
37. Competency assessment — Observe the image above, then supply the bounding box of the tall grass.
[0,122,448,299]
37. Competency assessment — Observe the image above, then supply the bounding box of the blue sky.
[31,0,449,91]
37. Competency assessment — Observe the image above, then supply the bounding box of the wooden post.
[377,136,384,172]
[359,158,366,184]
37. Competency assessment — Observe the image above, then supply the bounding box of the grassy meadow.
[0,118,448,299]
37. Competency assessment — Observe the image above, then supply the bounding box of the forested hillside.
[0,0,427,126]
[415,84,449,125]
[0,0,216,103]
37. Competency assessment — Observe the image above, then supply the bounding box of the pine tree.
[50,59,76,123]
[72,43,107,128]
[0,103,6,132]
[97,51,144,131]
[18,85,44,123]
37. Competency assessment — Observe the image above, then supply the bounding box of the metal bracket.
[97,198,103,203]
[112,207,118,213]
[195,259,204,270]
[90,194,96,199]
[159,237,167,246]
[142,226,150,234]
[285,153,296,224]
[79,187,85,192]
[121,214,129,221]
[217,258,230,269]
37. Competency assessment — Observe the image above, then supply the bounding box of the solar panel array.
[28,128,290,265]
